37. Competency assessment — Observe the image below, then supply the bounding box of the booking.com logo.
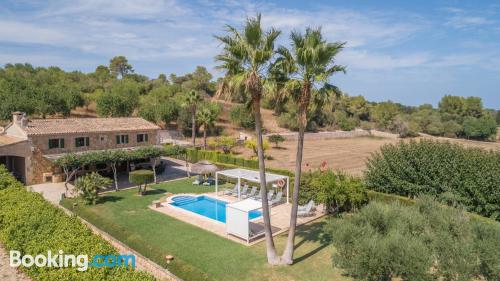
[10,250,135,272]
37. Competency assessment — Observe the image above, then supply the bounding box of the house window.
[116,134,129,144]
[75,137,90,148]
[48,138,64,149]
[137,133,149,143]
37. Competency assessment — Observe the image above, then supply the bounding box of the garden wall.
[265,129,401,141]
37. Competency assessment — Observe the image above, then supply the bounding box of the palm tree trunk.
[191,106,196,147]
[281,86,310,265]
[203,126,207,150]
[252,98,281,265]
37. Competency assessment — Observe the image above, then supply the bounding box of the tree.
[91,65,112,88]
[180,66,214,94]
[245,139,270,157]
[75,172,112,205]
[96,80,139,117]
[182,90,203,146]
[229,104,256,129]
[138,86,179,126]
[371,101,399,130]
[271,27,345,264]
[109,56,133,79]
[463,96,483,118]
[197,103,220,149]
[129,170,154,195]
[268,134,285,148]
[215,13,282,264]
[463,116,497,140]
[439,95,464,116]
[208,136,237,153]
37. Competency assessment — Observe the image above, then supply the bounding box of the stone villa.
[0,112,160,185]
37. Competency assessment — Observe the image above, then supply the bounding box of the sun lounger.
[269,191,283,206]
[255,190,274,201]
[237,186,249,197]
[298,200,315,217]
[242,186,258,199]
[224,184,238,195]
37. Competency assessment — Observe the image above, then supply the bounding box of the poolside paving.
[151,192,325,246]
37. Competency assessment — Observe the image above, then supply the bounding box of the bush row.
[332,197,500,280]
[184,148,294,177]
[364,139,500,220]
[0,165,155,281]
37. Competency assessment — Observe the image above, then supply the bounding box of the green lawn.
[61,177,349,281]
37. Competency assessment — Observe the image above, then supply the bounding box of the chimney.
[12,112,27,127]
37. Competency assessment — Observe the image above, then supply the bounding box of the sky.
[0,0,499,109]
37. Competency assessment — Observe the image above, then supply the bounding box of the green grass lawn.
[61,177,349,281]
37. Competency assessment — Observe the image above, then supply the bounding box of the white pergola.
[215,168,290,203]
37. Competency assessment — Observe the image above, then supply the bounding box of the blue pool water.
[170,195,262,223]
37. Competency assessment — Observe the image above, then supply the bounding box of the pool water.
[170,195,262,223]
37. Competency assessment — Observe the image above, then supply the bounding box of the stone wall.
[265,129,400,141]
[27,147,58,185]
[269,129,371,141]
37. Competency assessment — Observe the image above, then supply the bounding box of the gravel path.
[0,243,31,281]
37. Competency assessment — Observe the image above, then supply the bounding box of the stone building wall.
[30,130,159,155]
[26,129,159,185]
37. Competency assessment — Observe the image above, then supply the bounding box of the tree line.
[1,58,497,141]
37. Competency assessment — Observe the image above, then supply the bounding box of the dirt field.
[236,135,500,176]
[233,136,397,176]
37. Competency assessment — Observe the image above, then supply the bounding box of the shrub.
[333,111,357,131]
[277,112,299,130]
[229,104,255,129]
[75,172,113,205]
[245,139,270,157]
[208,136,237,153]
[267,134,285,148]
[442,120,463,138]
[463,116,497,140]
[299,170,367,213]
[129,170,154,195]
[332,197,500,281]
[0,164,24,190]
[0,166,154,280]
[365,139,500,220]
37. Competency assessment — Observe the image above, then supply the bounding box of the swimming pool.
[170,195,262,223]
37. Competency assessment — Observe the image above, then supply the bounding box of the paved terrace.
[151,192,325,246]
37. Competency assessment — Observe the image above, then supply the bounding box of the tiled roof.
[0,135,25,146]
[23,117,160,135]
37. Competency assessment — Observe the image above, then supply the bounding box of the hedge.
[179,148,293,177]
[0,165,155,281]
[332,197,500,280]
[365,139,500,220]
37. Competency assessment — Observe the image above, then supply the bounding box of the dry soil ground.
[237,135,500,176]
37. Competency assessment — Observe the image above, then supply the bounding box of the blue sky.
[0,0,499,108]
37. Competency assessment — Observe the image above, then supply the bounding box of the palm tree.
[272,27,345,264]
[215,13,282,264]
[183,90,203,146]
[197,106,218,149]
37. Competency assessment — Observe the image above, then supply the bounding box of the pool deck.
[150,192,325,246]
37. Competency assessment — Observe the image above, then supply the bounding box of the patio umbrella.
[190,160,219,175]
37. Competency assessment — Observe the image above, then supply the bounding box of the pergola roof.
[43,145,164,161]
[216,168,287,184]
